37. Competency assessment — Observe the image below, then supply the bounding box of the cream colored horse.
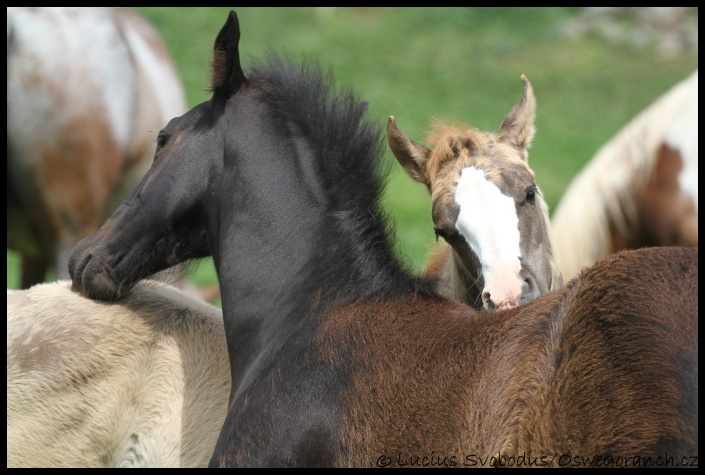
[6,8,213,297]
[7,280,230,468]
[551,70,698,281]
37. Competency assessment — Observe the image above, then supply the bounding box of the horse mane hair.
[422,118,539,195]
[425,119,502,153]
[241,50,439,303]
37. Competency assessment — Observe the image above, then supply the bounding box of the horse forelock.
[426,122,532,192]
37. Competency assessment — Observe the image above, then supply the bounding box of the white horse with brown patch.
[7,281,230,468]
[551,70,698,281]
[7,7,187,288]
[387,75,563,310]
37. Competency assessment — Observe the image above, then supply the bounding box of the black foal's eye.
[525,186,537,204]
[156,132,168,153]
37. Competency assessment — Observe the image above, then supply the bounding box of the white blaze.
[454,167,523,309]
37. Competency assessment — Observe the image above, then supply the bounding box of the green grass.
[7,7,698,296]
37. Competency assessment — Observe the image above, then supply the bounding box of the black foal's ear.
[212,10,246,102]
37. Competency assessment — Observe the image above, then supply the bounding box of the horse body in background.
[7,280,230,468]
[387,75,562,311]
[7,7,187,288]
[551,70,698,281]
[68,11,697,467]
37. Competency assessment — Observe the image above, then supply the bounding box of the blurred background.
[7,7,698,298]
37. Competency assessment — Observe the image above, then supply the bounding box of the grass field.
[7,7,698,296]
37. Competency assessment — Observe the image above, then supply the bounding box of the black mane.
[245,51,438,303]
